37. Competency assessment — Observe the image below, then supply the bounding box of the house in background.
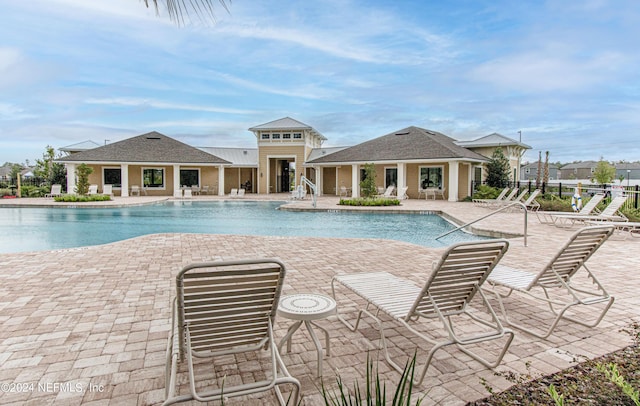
[457,133,531,184]
[557,161,599,180]
[615,162,640,184]
[520,162,560,181]
[56,117,531,200]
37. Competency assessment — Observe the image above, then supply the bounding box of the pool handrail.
[436,201,528,246]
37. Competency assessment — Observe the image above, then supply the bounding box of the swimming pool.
[0,201,489,253]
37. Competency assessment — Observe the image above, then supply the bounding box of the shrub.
[54,195,111,203]
[339,198,401,206]
[472,185,500,200]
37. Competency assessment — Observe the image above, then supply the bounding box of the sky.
[1,0,639,166]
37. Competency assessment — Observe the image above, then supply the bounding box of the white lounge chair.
[522,189,541,211]
[473,187,513,207]
[162,259,300,406]
[237,188,246,198]
[486,225,615,339]
[376,185,395,198]
[332,239,513,385]
[587,220,640,239]
[130,185,141,196]
[229,188,238,198]
[88,184,98,195]
[45,184,62,198]
[536,193,605,224]
[102,184,113,197]
[397,186,408,200]
[183,188,192,198]
[200,185,210,195]
[552,195,628,227]
[339,186,350,198]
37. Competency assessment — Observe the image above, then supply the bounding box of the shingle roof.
[307,126,488,164]
[306,146,350,161]
[456,133,532,149]
[57,132,229,164]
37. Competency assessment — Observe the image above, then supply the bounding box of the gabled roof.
[199,147,258,167]
[521,162,559,170]
[560,160,599,169]
[306,146,350,161]
[57,132,230,165]
[456,133,531,149]
[59,140,101,153]
[249,117,327,140]
[307,126,488,164]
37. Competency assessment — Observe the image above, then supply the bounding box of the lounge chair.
[331,239,513,385]
[417,188,427,199]
[522,189,541,211]
[238,188,246,198]
[473,187,513,207]
[493,189,527,207]
[200,185,210,195]
[229,188,238,198]
[88,184,98,195]
[485,225,615,339]
[162,259,300,406]
[376,185,395,198]
[130,185,141,196]
[339,186,350,198]
[587,220,640,239]
[45,184,63,198]
[397,186,408,200]
[551,195,628,227]
[536,193,605,224]
[102,184,113,197]
[183,188,192,198]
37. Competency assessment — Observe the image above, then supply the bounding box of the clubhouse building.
[57,117,530,201]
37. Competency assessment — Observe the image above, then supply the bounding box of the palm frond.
[144,0,230,25]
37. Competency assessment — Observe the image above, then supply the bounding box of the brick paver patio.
[0,195,637,405]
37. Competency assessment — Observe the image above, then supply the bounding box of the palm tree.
[144,0,229,25]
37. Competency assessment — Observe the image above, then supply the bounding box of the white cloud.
[84,97,256,115]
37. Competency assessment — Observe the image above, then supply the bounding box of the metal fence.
[472,180,640,210]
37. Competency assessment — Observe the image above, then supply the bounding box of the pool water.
[0,201,488,253]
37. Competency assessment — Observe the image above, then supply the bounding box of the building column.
[120,164,129,197]
[466,163,473,197]
[351,164,359,198]
[397,163,406,197]
[218,165,225,195]
[315,166,322,196]
[448,161,459,202]
[66,163,76,194]
[173,165,181,197]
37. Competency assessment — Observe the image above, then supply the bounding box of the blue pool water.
[0,201,488,253]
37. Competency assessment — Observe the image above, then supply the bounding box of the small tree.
[360,163,377,198]
[543,151,550,185]
[34,145,66,187]
[75,163,93,195]
[486,147,511,188]
[591,158,616,185]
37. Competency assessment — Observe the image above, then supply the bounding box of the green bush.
[54,195,111,203]
[20,185,49,197]
[472,185,501,200]
[339,198,401,206]
[0,188,13,197]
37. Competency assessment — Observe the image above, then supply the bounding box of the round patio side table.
[277,293,337,377]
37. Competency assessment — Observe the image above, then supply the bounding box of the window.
[385,167,397,187]
[143,168,164,188]
[282,133,291,139]
[420,166,443,189]
[103,168,121,187]
[261,133,270,140]
[180,169,199,187]
[272,133,281,139]
[293,133,302,139]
